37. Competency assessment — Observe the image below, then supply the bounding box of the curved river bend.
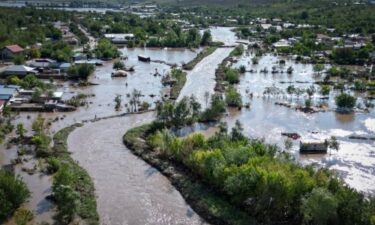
[67,112,209,225]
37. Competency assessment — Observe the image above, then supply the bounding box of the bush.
[68,64,95,80]
[335,93,356,109]
[225,86,242,107]
[46,157,61,174]
[14,208,33,225]
[230,44,244,57]
[113,60,125,70]
[95,38,120,59]
[224,68,240,84]
[144,125,375,225]
[0,170,30,222]
[200,95,226,122]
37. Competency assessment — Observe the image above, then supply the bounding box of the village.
[0,1,374,225]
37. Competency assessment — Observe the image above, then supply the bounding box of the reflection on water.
[335,112,355,123]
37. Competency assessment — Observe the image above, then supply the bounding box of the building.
[1,45,24,60]
[2,65,38,76]
[0,85,20,101]
[273,39,291,48]
[104,33,135,44]
[300,140,328,153]
[59,63,72,72]
[260,24,272,30]
[28,58,56,69]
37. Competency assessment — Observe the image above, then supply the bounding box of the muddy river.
[1,26,374,224]
[1,47,203,224]
[68,113,208,225]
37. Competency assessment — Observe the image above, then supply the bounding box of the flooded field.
[224,51,375,194]
[68,113,208,225]
[1,25,374,224]
[1,46,204,224]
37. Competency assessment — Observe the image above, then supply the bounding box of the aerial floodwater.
[0,3,374,223]
[225,51,375,194]
[68,113,208,225]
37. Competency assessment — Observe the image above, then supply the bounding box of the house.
[104,33,135,44]
[28,58,56,69]
[1,45,24,60]
[260,24,272,30]
[2,65,38,76]
[73,53,88,61]
[59,63,72,72]
[300,140,328,153]
[0,85,20,101]
[283,22,295,28]
[273,39,291,48]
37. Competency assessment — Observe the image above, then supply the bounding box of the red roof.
[5,45,24,53]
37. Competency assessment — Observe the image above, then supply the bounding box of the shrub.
[67,64,95,80]
[14,208,33,225]
[224,68,240,84]
[0,170,30,222]
[335,93,356,109]
[225,86,242,107]
[113,60,125,70]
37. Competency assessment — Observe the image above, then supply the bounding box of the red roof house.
[1,44,25,60]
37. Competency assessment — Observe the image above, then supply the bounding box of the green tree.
[225,86,242,107]
[114,95,122,111]
[335,93,356,109]
[201,30,212,46]
[320,85,331,96]
[0,170,30,222]
[13,55,25,65]
[16,124,27,139]
[67,64,94,80]
[113,60,125,70]
[302,188,338,225]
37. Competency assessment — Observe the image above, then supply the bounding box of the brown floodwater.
[67,112,209,225]
[1,46,206,224]
[224,50,375,194]
[178,47,234,108]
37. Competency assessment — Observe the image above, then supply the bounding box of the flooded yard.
[1,46,205,224]
[1,25,374,225]
[223,51,375,194]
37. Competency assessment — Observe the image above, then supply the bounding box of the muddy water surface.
[1,47,201,224]
[178,47,234,108]
[224,51,375,194]
[68,113,208,225]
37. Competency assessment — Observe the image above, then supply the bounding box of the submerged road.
[68,112,208,225]
[177,47,234,109]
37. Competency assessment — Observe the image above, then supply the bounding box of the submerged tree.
[114,95,122,111]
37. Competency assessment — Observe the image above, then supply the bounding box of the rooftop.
[4,44,24,53]
[4,65,36,73]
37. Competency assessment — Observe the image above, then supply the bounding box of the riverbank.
[183,46,218,70]
[52,124,99,224]
[178,47,234,108]
[123,124,255,225]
